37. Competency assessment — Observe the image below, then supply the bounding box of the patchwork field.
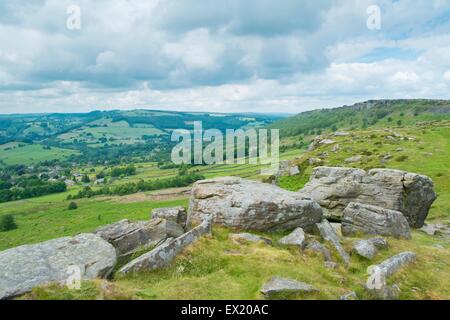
[0,142,78,166]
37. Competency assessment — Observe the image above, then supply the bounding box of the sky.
[0,0,449,114]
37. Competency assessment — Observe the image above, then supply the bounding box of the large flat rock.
[0,233,116,300]
[299,167,436,228]
[187,177,323,232]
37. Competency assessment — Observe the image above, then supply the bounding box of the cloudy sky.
[0,0,449,114]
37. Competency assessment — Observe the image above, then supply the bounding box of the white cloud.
[0,0,449,114]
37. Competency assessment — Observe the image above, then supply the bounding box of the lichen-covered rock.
[366,252,416,299]
[278,228,306,248]
[260,276,318,299]
[95,218,184,258]
[151,206,187,228]
[352,240,377,260]
[299,167,436,227]
[315,219,350,265]
[368,237,388,249]
[229,233,272,245]
[187,177,323,232]
[0,234,116,300]
[342,202,411,239]
[119,218,212,274]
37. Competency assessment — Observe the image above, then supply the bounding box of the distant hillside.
[0,109,283,166]
[270,99,450,137]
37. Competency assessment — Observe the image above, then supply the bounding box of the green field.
[0,143,78,166]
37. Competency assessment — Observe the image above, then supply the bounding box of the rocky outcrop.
[278,228,306,248]
[299,167,436,228]
[315,219,350,265]
[95,218,184,259]
[119,218,212,274]
[229,233,272,245]
[342,203,411,239]
[151,206,187,228]
[187,177,323,232]
[0,234,116,300]
[260,276,318,299]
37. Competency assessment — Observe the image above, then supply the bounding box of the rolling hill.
[270,99,450,137]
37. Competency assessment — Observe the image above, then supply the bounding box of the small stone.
[340,291,357,300]
[278,228,306,248]
[352,240,378,260]
[260,276,318,299]
[229,233,272,245]
[345,155,363,163]
[419,224,438,236]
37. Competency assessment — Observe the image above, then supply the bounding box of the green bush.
[68,202,78,210]
[0,214,18,232]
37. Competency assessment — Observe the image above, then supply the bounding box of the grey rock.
[374,252,417,277]
[366,252,416,299]
[305,240,332,261]
[151,206,187,228]
[332,132,350,137]
[315,219,350,265]
[307,158,324,165]
[352,240,377,260]
[418,223,450,237]
[0,233,116,300]
[95,218,184,259]
[277,161,300,177]
[342,202,411,239]
[320,139,336,145]
[119,218,212,274]
[278,228,306,248]
[229,233,272,245]
[368,237,388,249]
[345,155,363,163]
[340,291,357,300]
[260,276,318,299]
[308,136,335,151]
[419,224,438,236]
[187,177,323,232]
[299,166,436,227]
